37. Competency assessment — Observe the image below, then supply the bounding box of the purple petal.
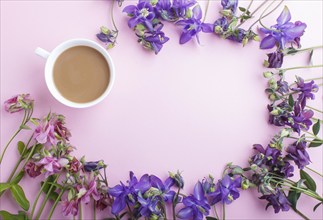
[201,23,214,33]
[108,185,124,197]
[150,175,164,190]
[221,175,231,188]
[177,207,194,219]
[111,196,126,215]
[164,177,175,190]
[277,6,291,25]
[284,23,307,39]
[193,181,204,201]
[122,5,137,14]
[128,17,140,29]
[179,32,193,44]
[260,35,277,49]
[193,5,202,20]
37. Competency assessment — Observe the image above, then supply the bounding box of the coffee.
[53,46,110,103]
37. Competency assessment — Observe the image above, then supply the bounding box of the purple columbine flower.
[4,94,33,113]
[172,0,197,18]
[291,77,319,108]
[169,171,185,189]
[260,189,290,213]
[155,0,176,21]
[251,144,281,167]
[62,199,79,216]
[137,193,162,218]
[287,140,311,169]
[260,6,307,49]
[177,181,210,220]
[140,25,170,54]
[83,160,104,172]
[288,102,314,133]
[221,0,238,14]
[176,5,211,44]
[227,28,247,43]
[209,175,241,205]
[267,101,291,127]
[24,161,42,178]
[266,50,284,68]
[36,156,68,178]
[150,175,176,202]
[123,0,155,31]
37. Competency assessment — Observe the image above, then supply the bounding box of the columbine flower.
[4,94,33,113]
[221,0,238,14]
[155,0,176,21]
[251,144,281,167]
[96,196,110,211]
[287,139,311,169]
[227,28,247,43]
[150,175,176,202]
[176,5,211,44]
[265,51,284,68]
[172,0,197,18]
[123,0,155,31]
[62,199,79,216]
[291,77,319,108]
[288,102,314,133]
[69,157,81,173]
[24,161,42,178]
[139,25,169,54]
[267,101,290,127]
[169,171,184,189]
[260,6,307,49]
[260,189,290,213]
[97,26,118,49]
[80,178,101,204]
[36,156,68,178]
[209,175,241,205]
[83,160,105,172]
[177,181,210,220]
[137,193,162,218]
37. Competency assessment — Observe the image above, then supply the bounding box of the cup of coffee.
[35,39,115,108]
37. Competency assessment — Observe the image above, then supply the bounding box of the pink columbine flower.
[33,120,57,146]
[4,94,33,113]
[80,178,100,204]
[36,156,68,178]
[24,161,42,178]
[62,199,79,216]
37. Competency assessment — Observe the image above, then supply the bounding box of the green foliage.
[10,184,30,211]
[300,170,317,192]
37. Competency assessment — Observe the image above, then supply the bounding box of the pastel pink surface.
[0,0,322,219]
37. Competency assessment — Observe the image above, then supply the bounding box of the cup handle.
[35,47,50,59]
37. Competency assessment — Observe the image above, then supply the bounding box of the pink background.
[1,0,322,219]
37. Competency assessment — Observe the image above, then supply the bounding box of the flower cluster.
[4,94,33,113]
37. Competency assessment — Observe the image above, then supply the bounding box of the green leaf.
[309,49,314,65]
[49,191,59,201]
[309,139,322,148]
[287,180,303,209]
[20,125,31,130]
[288,94,294,107]
[206,217,218,220]
[300,170,317,192]
[11,171,25,185]
[10,184,30,211]
[17,141,26,155]
[0,210,28,220]
[0,182,12,193]
[313,202,322,212]
[312,119,320,136]
[239,7,246,12]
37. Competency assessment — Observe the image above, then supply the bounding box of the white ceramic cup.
[35,39,115,108]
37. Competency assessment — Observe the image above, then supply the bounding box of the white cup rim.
[37,38,115,108]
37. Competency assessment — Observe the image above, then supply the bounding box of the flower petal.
[177,207,194,219]
[193,181,204,201]
[179,31,193,44]
[193,5,202,20]
[201,23,214,33]
[260,35,277,49]
[277,6,291,25]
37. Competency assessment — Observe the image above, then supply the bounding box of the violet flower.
[266,51,284,68]
[177,181,210,220]
[150,175,176,202]
[83,160,105,172]
[155,0,176,21]
[267,101,291,127]
[4,94,33,113]
[36,156,68,178]
[140,25,169,54]
[169,171,184,189]
[260,6,307,49]
[173,0,197,18]
[123,0,155,31]
[291,77,319,108]
[176,5,211,44]
[288,102,314,134]
[24,161,42,178]
[287,140,311,169]
[260,189,290,213]
[62,199,79,216]
[251,144,281,167]
[209,175,241,205]
[137,193,162,218]
[221,0,238,14]
[80,178,101,204]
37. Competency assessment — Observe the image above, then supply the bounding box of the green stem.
[303,131,321,140]
[288,136,322,144]
[111,0,118,32]
[47,189,65,220]
[278,64,323,72]
[285,45,323,55]
[202,0,210,23]
[35,174,60,220]
[79,202,82,220]
[30,179,49,219]
[213,205,220,220]
[93,199,97,220]
[172,188,180,220]
[248,0,284,31]
[306,105,323,113]
[292,207,310,220]
[236,0,268,29]
[305,167,323,177]
[0,128,22,164]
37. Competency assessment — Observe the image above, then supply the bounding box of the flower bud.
[221,9,232,18]
[269,94,277,101]
[268,78,277,90]
[253,35,260,41]
[250,164,258,171]
[241,179,250,190]
[242,37,249,46]
[231,166,244,175]
[263,71,273,78]
[270,109,279,116]
[100,26,110,35]
[280,129,290,138]
[214,26,223,34]
[169,171,184,189]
